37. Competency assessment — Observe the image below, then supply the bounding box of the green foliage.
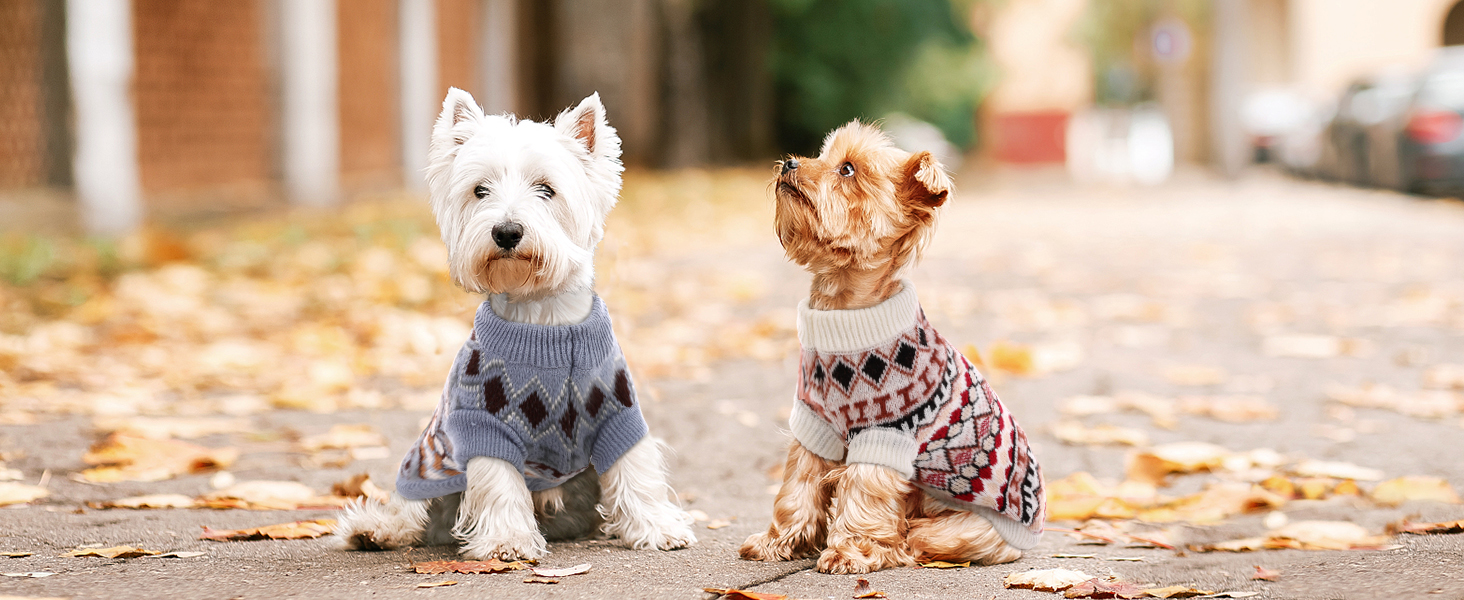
[768,0,994,152]
[0,236,58,286]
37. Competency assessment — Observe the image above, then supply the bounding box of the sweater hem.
[444,409,527,473]
[395,473,468,501]
[789,401,846,461]
[915,485,1043,550]
[590,404,649,474]
[846,427,919,478]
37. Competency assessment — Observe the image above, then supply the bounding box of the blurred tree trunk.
[659,0,710,167]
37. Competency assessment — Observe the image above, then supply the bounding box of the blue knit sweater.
[395,296,648,499]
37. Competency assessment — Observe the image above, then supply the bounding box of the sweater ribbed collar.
[472,295,617,368]
[797,281,922,353]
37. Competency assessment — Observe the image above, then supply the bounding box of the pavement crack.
[741,561,815,591]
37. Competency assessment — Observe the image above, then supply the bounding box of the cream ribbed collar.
[797,281,922,353]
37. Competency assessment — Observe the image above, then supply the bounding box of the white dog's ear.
[433,87,484,150]
[555,92,621,161]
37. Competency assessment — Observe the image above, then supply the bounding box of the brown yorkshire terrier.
[739,122,1046,574]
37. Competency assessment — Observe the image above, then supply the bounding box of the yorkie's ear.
[899,151,951,208]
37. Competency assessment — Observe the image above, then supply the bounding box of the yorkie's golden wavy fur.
[740,122,1021,574]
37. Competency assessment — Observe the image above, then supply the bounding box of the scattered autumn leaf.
[706,519,733,530]
[1162,365,1227,387]
[299,423,388,452]
[1060,393,1178,429]
[0,482,48,506]
[851,577,887,598]
[1138,585,1213,599]
[1370,476,1461,506]
[65,545,161,558]
[152,551,206,558]
[199,519,335,541]
[1289,460,1384,482]
[89,493,197,510]
[330,473,389,504]
[1004,568,1094,592]
[1191,520,1394,552]
[1063,578,1150,599]
[414,559,532,574]
[1251,566,1280,581]
[523,575,559,584]
[531,563,590,577]
[702,588,789,600]
[918,560,971,568]
[198,480,347,510]
[80,433,237,483]
[1051,421,1150,447]
[1,552,34,558]
[1389,519,1464,535]
[1177,395,1278,422]
[1126,442,1231,486]
[416,580,459,588]
[93,416,252,440]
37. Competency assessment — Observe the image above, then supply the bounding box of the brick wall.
[338,0,400,187]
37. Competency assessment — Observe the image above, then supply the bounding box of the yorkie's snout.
[780,158,799,174]
[491,221,524,251]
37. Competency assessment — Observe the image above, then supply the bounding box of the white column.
[478,0,517,115]
[1210,0,1249,177]
[400,0,437,193]
[280,0,340,205]
[67,0,141,235]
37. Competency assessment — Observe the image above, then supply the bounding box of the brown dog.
[739,122,1046,574]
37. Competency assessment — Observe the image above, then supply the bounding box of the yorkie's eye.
[838,162,855,178]
[534,183,555,199]
[473,184,490,199]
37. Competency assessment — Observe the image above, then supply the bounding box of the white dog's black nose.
[492,222,524,251]
[781,159,799,174]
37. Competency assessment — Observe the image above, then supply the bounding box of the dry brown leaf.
[1251,566,1281,581]
[917,560,970,568]
[1326,383,1462,419]
[703,588,790,600]
[198,519,335,541]
[65,545,161,558]
[1370,476,1461,506]
[416,581,459,588]
[1138,483,1286,524]
[92,416,252,439]
[0,482,48,507]
[1004,568,1094,592]
[1062,577,1149,598]
[852,578,887,598]
[1059,393,1178,429]
[988,340,1034,376]
[199,480,346,510]
[1,552,34,558]
[1191,520,1393,552]
[1176,395,1278,422]
[330,473,389,504]
[1289,460,1384,482]
[152,551,206,558]
[1139,585,1214,598]
[1388,519,1464,535]
[1423,364,1464,390]
[1162,365,1227,386]
[523,575,559,584]
[80,433,237,483]
[414,559,532,574]
[531,563,590,577]
[1051,421,1150,447]
[89,493,197,510]
[706,519,733,530]
[299,423,388,451]
[1126,442,1230,486]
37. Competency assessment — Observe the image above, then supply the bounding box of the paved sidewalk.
[4,170,1464,599]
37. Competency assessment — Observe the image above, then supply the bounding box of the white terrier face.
[426,88,623,298]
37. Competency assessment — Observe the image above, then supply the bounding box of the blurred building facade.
[0,0,772,233]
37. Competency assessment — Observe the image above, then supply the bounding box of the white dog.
[337,88,695,560]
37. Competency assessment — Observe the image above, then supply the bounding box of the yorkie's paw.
[816,544,912,574]
[739,532,815,561]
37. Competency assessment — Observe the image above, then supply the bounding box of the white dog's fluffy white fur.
[336,88,695,559]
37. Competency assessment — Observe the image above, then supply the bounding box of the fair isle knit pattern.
[789,282,1045,549]
[395,296,648,500]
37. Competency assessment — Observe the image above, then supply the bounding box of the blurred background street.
[4,1,1464,599]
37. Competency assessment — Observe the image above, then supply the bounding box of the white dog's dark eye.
[534,183,555,199]
[473,184,490,199]
[838,162,855,178]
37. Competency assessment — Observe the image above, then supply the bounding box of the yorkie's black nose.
[492,222,524,251]
[781,159,799,174]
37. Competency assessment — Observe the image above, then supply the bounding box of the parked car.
[1399,47,1464,195]
[1323,69,1417,188]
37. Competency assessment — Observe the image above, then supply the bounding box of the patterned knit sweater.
[789,282,1045,549]
[395,296,648,500]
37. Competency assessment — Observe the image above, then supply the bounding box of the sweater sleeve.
[788,400,846,461]
[846,427,919,479]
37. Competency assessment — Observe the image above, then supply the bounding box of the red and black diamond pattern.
[798,308,1045,535]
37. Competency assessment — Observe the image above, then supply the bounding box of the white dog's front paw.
[606,506,697,551]
[459,529,548,561]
